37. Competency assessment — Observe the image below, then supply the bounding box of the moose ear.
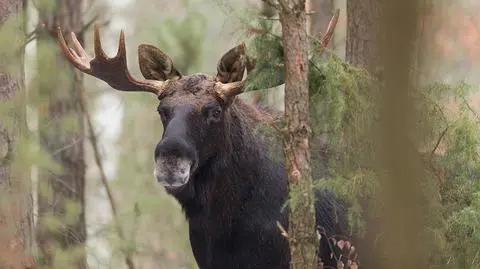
[215,43,247,83]
[138,44,182,81]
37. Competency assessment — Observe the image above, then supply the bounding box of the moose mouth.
[154,156,194,189]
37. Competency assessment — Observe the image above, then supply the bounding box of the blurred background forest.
[2,0,480,268]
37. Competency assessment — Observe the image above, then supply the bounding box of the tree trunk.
[0,0,35,268]
[376,1,427,268]
[346,1,428,268]
[344,1,383,268]
[278,1,318,269]
[345,0,381,76]
[35,1,86,268]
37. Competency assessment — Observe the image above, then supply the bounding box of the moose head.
[57,25,253,189]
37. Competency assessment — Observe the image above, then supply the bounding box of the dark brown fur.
[59,34,358,268]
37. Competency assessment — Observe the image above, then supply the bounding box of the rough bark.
[35,1,86,268]
[0,0,35,268]
[345,0,381,76]
[278,1,318,269]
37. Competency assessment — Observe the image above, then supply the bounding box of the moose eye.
[211,108,221,118]
[203,103,222,123]
[158,108,172,123]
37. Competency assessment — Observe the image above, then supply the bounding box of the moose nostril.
[155,137,194,160]
[164,176,176,185]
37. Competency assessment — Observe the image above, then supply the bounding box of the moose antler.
[214,80,247,101]
[57,24,167,95]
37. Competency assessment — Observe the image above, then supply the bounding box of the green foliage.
[149,7,208,74]
[434,105,480,268]
[244,19,284,92]
[309,54,377,173]
[244,9,480,268]
[320,79,480,268]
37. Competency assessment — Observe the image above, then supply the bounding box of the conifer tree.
[35,0,87,268]
[0,0,34,268]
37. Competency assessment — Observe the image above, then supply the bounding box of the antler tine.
[57,27,91,73]
[118,29,127,61]
[56,25,167,95]
[70,31,89,60]
[93,24,108,60]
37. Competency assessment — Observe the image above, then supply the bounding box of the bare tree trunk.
[346,1,429,268]
[376,1,427,268]
[0,0,35,268]
[277,0,318,268]
[345,0,381,76]
[35,1,86,268]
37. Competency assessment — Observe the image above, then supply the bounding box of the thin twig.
[78,85,136,269]
[129,202,141,243]
[430,126,449,157]
[25,27,38,41]
[15,26,40,55]
[461,96,480,122]
[51,130,106,157]
[421,126,449,184]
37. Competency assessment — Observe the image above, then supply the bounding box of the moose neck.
[166,98,281,218]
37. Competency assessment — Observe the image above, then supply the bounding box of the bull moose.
[56,25,359,269]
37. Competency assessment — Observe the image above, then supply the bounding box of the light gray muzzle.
[154,156,192,187]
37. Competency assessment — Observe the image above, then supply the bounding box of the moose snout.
[154,137,196,188]
[154,157,192,187]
